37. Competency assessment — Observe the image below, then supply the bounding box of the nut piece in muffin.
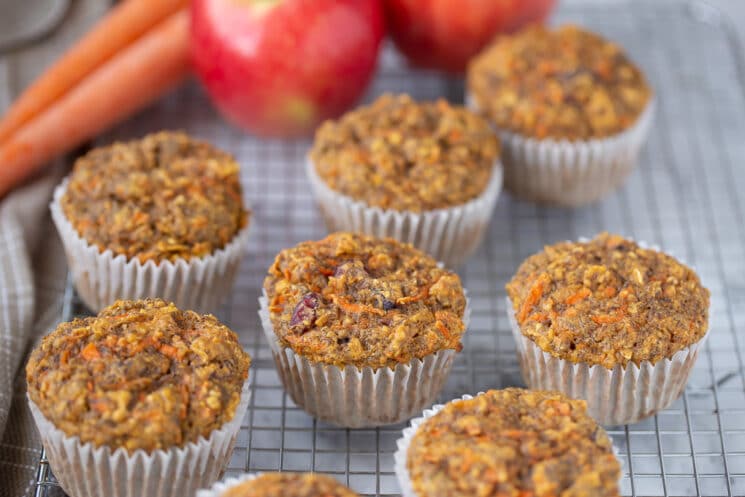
[310,93,500,212]
[215,473,358,497]
[61,131,248,263]
[507,233,709,369]
[26,299,251,453]
[406,388,620,497]
[263,232,467,369]
[468,24,652,140]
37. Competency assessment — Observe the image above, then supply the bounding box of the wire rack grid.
[33,1,745,496]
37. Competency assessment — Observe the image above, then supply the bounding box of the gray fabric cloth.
[0,2,107,496]
[0,169,67,497]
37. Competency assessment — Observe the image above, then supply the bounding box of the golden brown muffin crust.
[468,25,652,140]
[506,233,709,369]
[220,473,359,497]
[310,94,500,212]
[263,232,467,369]
[61,131,248,263]
[26,299,251,453]
[407,388,620,497]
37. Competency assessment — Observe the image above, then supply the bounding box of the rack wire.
[33,1,745,496]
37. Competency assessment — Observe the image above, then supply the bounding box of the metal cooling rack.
[33,1,745,496]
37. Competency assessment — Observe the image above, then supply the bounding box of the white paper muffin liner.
[50,179,250,313]
[466,93,654,207]
[306,158,502,267]
[394,392,622,497]
[197,473,260,497]
[506,239,710,426]
[29,380,251,497]
[258,291,470,428]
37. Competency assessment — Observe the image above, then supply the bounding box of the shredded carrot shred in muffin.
[407,388,620,497]
[507,233,709,369]
[263,232,467,369]
[219,473,359,497]
[310,94,499,211]
[468,25,652,140]
[26,299,251,453]
[61,131,248,263]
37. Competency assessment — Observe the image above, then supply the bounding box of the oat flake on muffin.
[263,232,467,369]
[506,232,709,369]
[310,94,499,212]
[61,131,248,263]
[26,298,251,453]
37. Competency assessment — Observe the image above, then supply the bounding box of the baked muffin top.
[218,473,359,497]
[26,299,251,453]
[467,25,652,140]
[310,94,500,212]
[407,388,620,497]
[61,131,248,263]
[506,233,709,369]
[263,232,467,369]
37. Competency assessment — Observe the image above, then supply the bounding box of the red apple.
[383,0,556,74]
[191,0,385,137]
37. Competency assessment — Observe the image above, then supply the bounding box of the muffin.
[50,131,250,312]
[307,94,502,267]
[506,233,710,424]
[26,299,252,497]
[467,25,654,206]
[395,389,621,497]
[198,473,359,497]
[259,232,469,427]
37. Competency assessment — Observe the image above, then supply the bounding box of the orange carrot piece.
[591,305,627,324]
[336,297,384,316]
[0,10,190,197]
[602,286,617,298]
[81,343,101,360]
[529,312,548,322]
[435,320,451,340]
[517,276,548,323]
[0,0,188,143]
[396,286,430,305]
[159,343,180,359]
[591,314,624,324]
[565,288,591,305]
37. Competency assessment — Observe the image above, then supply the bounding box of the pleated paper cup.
[506,239,709,426]
[305,158,502,268]
[197,473,260,497]
[28,380,251,497]
[258,291,470,428]
[394,393,622,497]
[50,180,250,313]
[466,93,654,207]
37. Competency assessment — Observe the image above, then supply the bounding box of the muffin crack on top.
[506,233,709,369]
[310,94,500,211]
[60,131,248,263]
[217,473,359,497]
[467,24,652,140]
[26,299,251,453]
[263,232,467,369]
[406,388,620,497]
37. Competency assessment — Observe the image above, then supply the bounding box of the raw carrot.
[0,0,188,143]
[0,10,190,197]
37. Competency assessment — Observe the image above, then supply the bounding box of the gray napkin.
[0,1,108,495]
